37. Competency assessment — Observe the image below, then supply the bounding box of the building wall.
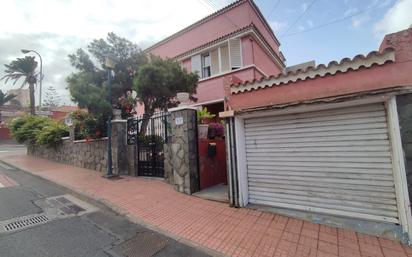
[7,89,30,107]
[227,29,412,112]
[195,66,265,104]
[147,1,281,59]
[241,35,282,77]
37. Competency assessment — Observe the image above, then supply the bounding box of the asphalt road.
[0,151,211,257]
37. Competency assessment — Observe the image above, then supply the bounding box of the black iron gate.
[127,113,169,177]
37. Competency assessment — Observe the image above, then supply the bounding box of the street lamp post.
[21,49,43,108]
[104,56,116,178]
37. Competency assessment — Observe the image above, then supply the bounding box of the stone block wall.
[27,119,137,175]
[28,138,108,172]
[164,108,199,194]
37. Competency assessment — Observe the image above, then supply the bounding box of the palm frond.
[1,56,38,87]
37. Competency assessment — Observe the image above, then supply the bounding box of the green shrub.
[10,115,69,147]
[70,110,104,140]
[36,122,69,147]
[10,115,51,144]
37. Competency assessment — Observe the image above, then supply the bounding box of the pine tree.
[43,86,61,107]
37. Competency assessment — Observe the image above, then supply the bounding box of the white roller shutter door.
[244,103,399,223]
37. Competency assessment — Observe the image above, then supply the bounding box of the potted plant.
[208,122,225,139]
[197,107,215,139]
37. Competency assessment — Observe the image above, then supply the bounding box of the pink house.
[144,0,412,244]
[144,0,285,115]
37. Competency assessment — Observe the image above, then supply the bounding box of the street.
[0,146,210,257]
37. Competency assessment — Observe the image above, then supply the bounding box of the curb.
[0,158,227,257]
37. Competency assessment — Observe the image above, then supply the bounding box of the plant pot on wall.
[198,124,209,139]
[113,108,122,120]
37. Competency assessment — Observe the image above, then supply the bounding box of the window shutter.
[191,54,201,75]
[229,38,242,69]
[210,49,219,75]
[220,45,230,72]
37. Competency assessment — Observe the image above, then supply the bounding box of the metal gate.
[127,112,170,177]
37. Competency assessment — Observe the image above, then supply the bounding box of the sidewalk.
[1,152,412,257]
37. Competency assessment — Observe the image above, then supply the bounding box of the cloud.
[351,14,370,28]
[306,20,314,28]
[270,21,288,33]
[374,0,412,36]
[301,2,308,11]
[0,0,215,104]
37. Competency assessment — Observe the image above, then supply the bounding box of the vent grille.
[3,215,49,232]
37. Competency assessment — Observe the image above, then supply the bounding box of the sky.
[0,0,411,105]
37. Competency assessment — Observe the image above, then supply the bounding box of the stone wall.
[164,108,199,194]
[27,119,137,175]
[28,138,108,172]
[397,94,412,201]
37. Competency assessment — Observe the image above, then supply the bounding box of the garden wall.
[28,138,108,172]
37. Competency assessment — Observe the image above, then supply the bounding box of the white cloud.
[374,0,412,35]
[306,20,314,28]
[0,0,217,104]
[301,2,308,11]
[270,21,288,33]
[351,14,370,28]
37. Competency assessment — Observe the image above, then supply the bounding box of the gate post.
[165,107,199,194]
[111,119,132,175]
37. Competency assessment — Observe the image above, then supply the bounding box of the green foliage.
[70,110,104,140]
[1,56,38,114]
[36,122,69,147]
[0,90,16,107]
[10,115,69,147]
[197,107,215,124]
[133,56,198,116]
[67,33,147,121]
[42,86,61,107]
[138,135,164,146]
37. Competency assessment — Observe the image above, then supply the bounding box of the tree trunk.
[139,114,150,136]
[29,83,35,115]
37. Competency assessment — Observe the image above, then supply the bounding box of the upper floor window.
[201,53,211,78]
[191,38,242,79]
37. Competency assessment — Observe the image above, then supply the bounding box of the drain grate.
[3,214,49,232]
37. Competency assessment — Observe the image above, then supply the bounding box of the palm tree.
[0,90,16,108]
[1,56,38,115]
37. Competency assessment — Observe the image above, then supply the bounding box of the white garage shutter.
[245,103,399,223]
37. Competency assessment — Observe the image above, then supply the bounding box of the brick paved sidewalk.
[2,153,412,257]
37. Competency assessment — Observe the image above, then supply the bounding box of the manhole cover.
[112,231,168,257]
[3,214,49,232]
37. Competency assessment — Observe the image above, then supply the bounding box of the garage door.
[245,103,399,223]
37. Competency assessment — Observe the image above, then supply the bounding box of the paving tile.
[299,235,318,249]
[4,154,411,257]
[318,241,338,256]
[381,247,408,257]
[359,242,384,257]
[338,246,361,257]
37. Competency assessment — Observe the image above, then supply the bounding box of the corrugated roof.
[231,47,396,94]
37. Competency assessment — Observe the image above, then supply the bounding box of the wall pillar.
[111,119,133,175]
[165,107,199,194]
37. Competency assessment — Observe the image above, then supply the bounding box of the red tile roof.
[231,47,396,94]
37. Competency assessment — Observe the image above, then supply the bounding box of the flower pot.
[113,108,122,119]
[198,124,209,139]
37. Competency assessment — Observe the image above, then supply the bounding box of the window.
[201,53,211,78]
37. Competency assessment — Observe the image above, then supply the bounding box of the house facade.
[144,0,412,243]
[222,28,412,243]
[144,0,285,114]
